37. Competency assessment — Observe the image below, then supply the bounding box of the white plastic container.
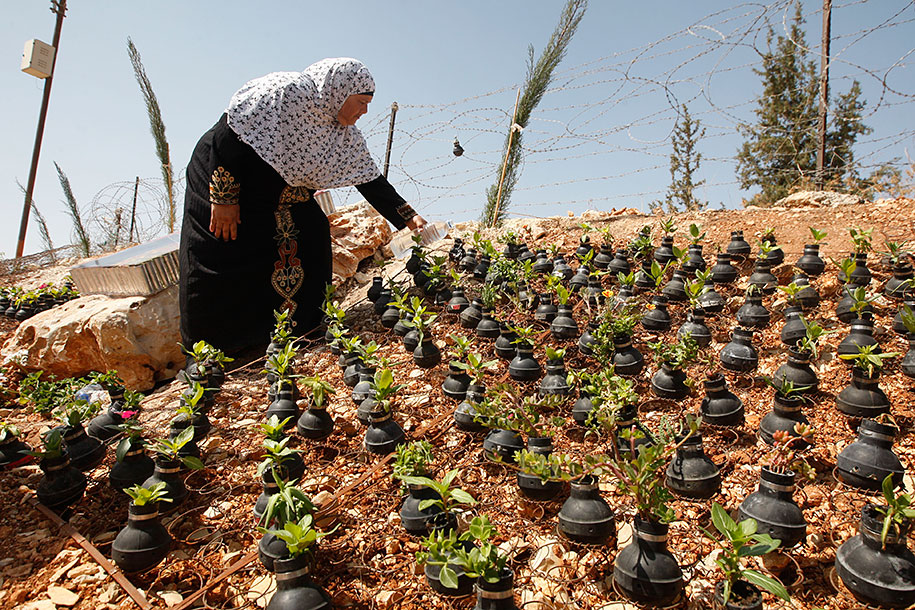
[388,221,452,259]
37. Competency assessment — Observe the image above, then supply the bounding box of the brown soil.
[2,198,915,610]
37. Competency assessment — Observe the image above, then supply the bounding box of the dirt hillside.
[1,195,914,610]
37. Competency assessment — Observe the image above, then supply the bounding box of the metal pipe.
[129,176,139,242]
[815,0,832,189]
[16,0,67,258]
[383,101,398,179]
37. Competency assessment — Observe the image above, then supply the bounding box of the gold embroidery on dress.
[271,204,305,321]
[279,186,312,205]
[209,166,241,205]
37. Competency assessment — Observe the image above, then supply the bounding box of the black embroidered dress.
[179,114,414,354]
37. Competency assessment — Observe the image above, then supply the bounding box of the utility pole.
[16,0,67,259]
[815,0,832,189]
[383,102,398,179]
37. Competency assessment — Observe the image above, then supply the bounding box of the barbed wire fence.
[23,0,912,267]
[345,0,915,222]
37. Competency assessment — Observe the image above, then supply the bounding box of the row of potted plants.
[0,280,80,321]
[342,222,915,608]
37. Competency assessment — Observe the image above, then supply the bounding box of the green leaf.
[737,518,758,539]
[182,456,205,470]
[743,569,790,601]
[739,540,780,557]
[449,489,477,506]
[174,425,194,448]
[710,502,735,536]
[399,475,434,488]
[116,438,130,462]
[439,565,459,589]
[417,499,438,512]
[883,473,896,505]
[376,368,394,389]
[441,469,459,488]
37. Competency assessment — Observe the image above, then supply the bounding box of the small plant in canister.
[474,384,564,464]
[548,278,579,340]
[393,440,442,536]
[254,431,305,521]
[257,477,318,571]
[411,485,480,599]
[434,515,517,609]
[265,342,301,425]
[0,420,32,470]
[143,427,204,511]
[180,340,215,385]
[201,343,234,389]
[582,371,646,457]
[835,275,876,324]
[402,470,480,595]
[110,414,155,492]
[85,370,130,441]
[701,502,790,610]
[610,416,699,606]
[416,527,477,597]
[32,428,87,514]
[259,514,334,610]
[296,377,335,440]
[679,276,712,347]
[402,297,441,369]
[512,445,575,503]
[836,345,898,419]
[507,324,542,382]
[836,475,915,608]
[53,398,105,472]
[738,426,812,551]
[112,481,173,574]
[452,352,499,432]
[320,289,347,352]
[273,306,297,352]
[442,335,474,400]
[399,468,476,536]
[362,369,407,455]
[649,333,700,400]
[759,378,812,447]
[588,301,644,376]
[539,346,571,397]
[173,382,212,441]
[795,227,827,276]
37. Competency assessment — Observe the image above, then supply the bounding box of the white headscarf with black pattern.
[226,57,380,189]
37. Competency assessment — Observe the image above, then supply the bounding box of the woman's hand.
[210,204,241,241]
[406,215,427,233]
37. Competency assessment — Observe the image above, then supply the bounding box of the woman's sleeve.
[355,175,417,230]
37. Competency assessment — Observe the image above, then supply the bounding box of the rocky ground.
[1,196,915,610]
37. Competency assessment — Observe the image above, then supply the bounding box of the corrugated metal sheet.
[69,233,180,297]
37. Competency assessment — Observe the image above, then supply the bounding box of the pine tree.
[737,4,818,203]
[652,105,706,213]
[736,4,870,205]
[824,80,872,183]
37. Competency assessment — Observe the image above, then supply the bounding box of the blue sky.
[3,1,913,256]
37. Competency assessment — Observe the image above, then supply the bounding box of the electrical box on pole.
[21,39,56,79]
